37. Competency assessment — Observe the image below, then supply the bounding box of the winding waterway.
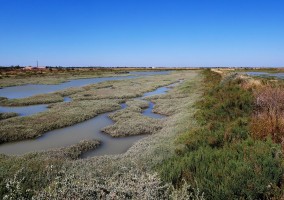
[0,85,171,157]
[0,97,72,117]
[0,71,169,116]
[0,71,174,157]
[0,71,169,99]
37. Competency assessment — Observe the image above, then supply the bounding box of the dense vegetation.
[250,83,284,145]
[0,71,202,199]
[1,70,284,199]
[160,69,284,199]
[0,140,100,199]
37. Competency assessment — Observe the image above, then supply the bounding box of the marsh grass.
[0,99,121,143]
[0,71,205,199]
[70,75,181,101]
[126,99,149,109]
[0,153,63,199]
[71,77,171,100]
[0,139,100,199]
[1,72,182,106]
[143,79,197,117]
[103,99,163,137]
[103,110,163,137]
[0,87,87,106]
[0,93,64,106]
[33,71,203,199]
[0,69,130,87]
[0,112,18,120]
[145,95,190,116]
[43,139,101,160]
[0,72,191,143]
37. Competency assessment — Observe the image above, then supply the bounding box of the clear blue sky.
[0,0,283,67]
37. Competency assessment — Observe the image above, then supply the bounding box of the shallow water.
[142,102,165,119]
[246,72,284,79]
[0,71,169,99]
[0,71,169,116]
[0,104,47,117]
[0,84,171,156]
[64,96,72,102]
[142,87,170,97]
[0,109,145,156]
[0,77,129,99]
[0,97,72,117]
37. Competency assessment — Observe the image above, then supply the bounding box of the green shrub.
[159,69,283,199]
[0,154,63,198]
[161,139,283,199]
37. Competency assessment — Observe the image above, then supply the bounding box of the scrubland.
[160,70,284,199]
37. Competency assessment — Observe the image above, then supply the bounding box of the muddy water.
[0,85,171,156]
